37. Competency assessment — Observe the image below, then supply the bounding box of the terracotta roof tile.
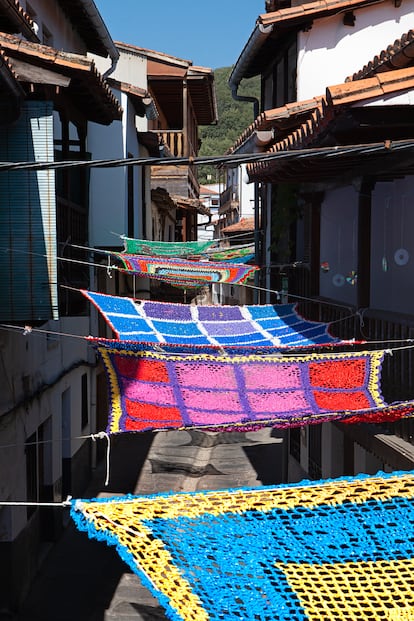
[348,30,414,80]
[229,97,323,153]
[326,77,383,105]
[0,0,38,42]
[221,217,255,234]
[244,63,414,180]
[259,0,385,27]
[171,194,211,216]
[0,32,122,124]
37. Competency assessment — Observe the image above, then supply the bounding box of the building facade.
[229,0,414,481]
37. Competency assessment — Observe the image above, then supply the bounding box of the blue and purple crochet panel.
[82,290,340,348]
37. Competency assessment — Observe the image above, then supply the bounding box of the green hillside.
[198,66,260,184]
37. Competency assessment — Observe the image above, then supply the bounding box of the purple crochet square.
[143,302,192,321]
[204,321,254,336]
[197,306,243,321]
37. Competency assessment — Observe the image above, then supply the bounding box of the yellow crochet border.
[98,347,386,434]
[79,473,414,621]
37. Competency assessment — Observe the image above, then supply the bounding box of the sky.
[94,0,265,69]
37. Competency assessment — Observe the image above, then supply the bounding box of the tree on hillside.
[198,66,260,184]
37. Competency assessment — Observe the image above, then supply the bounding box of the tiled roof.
[0,47,24,98]
[221,217,255,233]
[0,32,122,124]
[151,188,210,216]
[245,64,414,181]
[56,0,117,59]
[230,97,323,153]
[115,41,192,68]
[0,0,38,42]
[115,41,217,126]
[258,0,386,28]
[106,77,154,118]
[347,29,414,81]
[171,195,211,216]
[231,0,387,83]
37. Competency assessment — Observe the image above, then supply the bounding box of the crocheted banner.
[206,245,255,262]
[82,290,339,347]
[112,253,258,288]
[122,236,214,257]
[71,470,414,621]
[93,341,414,433]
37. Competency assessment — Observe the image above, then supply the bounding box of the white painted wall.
[0,317,94,541]
[297,2,414,100]
[111,46,147,87]
[88,113,126,247]
[239,164,255,218]
[89,46,152,247]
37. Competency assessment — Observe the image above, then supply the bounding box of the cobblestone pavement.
[18,428,287,621]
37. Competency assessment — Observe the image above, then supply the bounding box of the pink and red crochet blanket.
[94,340,414,434]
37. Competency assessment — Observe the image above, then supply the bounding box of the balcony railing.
[151,130,199,196]
[270,263,414,447]
[219,185,239,215]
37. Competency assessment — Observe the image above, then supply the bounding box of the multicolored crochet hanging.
[92,340,414,433]
[82,290,340,347]
[205,244,255,262]
[122,236,215,257]
[112,253,258,288]
[71,470,414,621]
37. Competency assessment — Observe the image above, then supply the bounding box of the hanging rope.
[91,431,111,486]
[0,496,72,508]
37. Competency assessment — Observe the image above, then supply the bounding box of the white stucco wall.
[239,164,255,218]
[88,113,126,247]
[112,47,147,87]
[319,186,358,306]
[0,317,94,540]
[89,46,152,248]
[297,2,414,100]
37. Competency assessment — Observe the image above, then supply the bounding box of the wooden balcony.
[150,130,199,197]
[219,185,239,215]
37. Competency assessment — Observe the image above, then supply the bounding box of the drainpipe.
[228,22,274,119]
[229,22,273,302]
[80,0,120,78]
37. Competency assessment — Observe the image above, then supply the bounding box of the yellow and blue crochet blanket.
[71,470,414,621]
[82,291,340,348]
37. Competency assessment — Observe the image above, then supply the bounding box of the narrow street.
[18,428,286,621]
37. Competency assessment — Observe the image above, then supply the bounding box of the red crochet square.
[124,401,183,431]
[313,390,372,411]
[309,359,366,389]
[115,356,169,382]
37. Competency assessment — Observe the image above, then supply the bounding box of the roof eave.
[229,22,274,89]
